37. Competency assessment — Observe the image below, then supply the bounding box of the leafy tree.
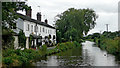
[55,8,98,42]
[64,28,78,41]
[2,2,29,29]
[56,30,62,43]
[2,28,15,49]
[2,2,29,49]
[92,33,100,38]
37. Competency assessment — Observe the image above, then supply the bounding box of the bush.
[2,49,15,57]
[41,44,47,51]
[2,49,38,66]
[3,57,13,65]
[3,41,82,67]
[73,41,80,47]
[99,37,120,56]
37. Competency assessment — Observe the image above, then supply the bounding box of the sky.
[18,0,119,35]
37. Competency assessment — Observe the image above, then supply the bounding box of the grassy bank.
[2,41,81,67]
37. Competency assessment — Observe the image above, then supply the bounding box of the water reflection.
[82,41,119,66]
[34,41,119,66]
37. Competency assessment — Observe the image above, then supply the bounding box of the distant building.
[13,7,56,49]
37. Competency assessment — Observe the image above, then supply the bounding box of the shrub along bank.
[2,41,81,67]
[85,31,120,60]
[99,37,120,55]
[95,37,120,61]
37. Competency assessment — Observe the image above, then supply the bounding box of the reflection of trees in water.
[56,47,83,66]
[82,48,91,65]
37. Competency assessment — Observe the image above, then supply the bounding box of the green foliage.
[3,57,13,65]
[100,37,120,55]
[46,41,81,56]
[29,34,34,48]
[55,8,98,42]
[18,30,26,48]
[85,31,120,58]
[3,49,37,66]
[41,44,47,51]
[73,41,80,47]
[2,2,29,29]
[56,31,62,43]
[3,41,82,67]
[64,28,78,41]
[2,28,15,49]
[56,41,81,52]
[39,44,47,56]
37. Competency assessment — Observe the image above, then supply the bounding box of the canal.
[33,41,120,66]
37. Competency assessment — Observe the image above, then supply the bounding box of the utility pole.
[105,24,109,32]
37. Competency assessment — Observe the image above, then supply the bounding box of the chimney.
[37,12,42,22]
[26,6,32,18]
[45,19,48,24]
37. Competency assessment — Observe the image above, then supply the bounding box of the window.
[53,35,56,39]
[37,26,38,32]
[26,24,29,31]
[43,27,44,32]
[36,26,38,32]
[40,27,41,32]
[31,25,33,32]
[48,30,49,34]
[34,26,36,32]
[34,25,38,32]
[46,29,47,33]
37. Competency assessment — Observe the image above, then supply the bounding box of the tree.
[2,2,29,49]
[92,33,100,38]
[56,30,62,43]
[64,28,78,41]
[55,8,98,42]
[2,2,29,29]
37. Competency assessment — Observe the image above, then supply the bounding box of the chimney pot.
[45,19,48,24]
[26,6,32,18]
[37,12,42,22]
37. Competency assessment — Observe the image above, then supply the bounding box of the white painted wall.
[14,18,56,47]
[24,20,33,37]
[23,20,56,42]
[13,18,24,33]
[26,37,29,49]
[14,36,19,49]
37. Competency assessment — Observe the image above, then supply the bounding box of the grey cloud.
[26,0,119,34]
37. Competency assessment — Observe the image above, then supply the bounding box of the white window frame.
[46,29,47,33]
[26,24,29,31]
[43,27,44,32]
[40,27,41,32]
[31,25,33,32]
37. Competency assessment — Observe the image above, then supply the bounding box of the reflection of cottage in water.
[13,6,56,49]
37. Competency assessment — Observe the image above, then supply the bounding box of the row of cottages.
[13,7,56,49]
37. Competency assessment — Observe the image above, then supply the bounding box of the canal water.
[33,41,120,66]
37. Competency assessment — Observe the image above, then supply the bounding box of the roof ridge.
[16,13,55,29]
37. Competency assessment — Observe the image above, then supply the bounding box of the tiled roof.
[16,13,55,29]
